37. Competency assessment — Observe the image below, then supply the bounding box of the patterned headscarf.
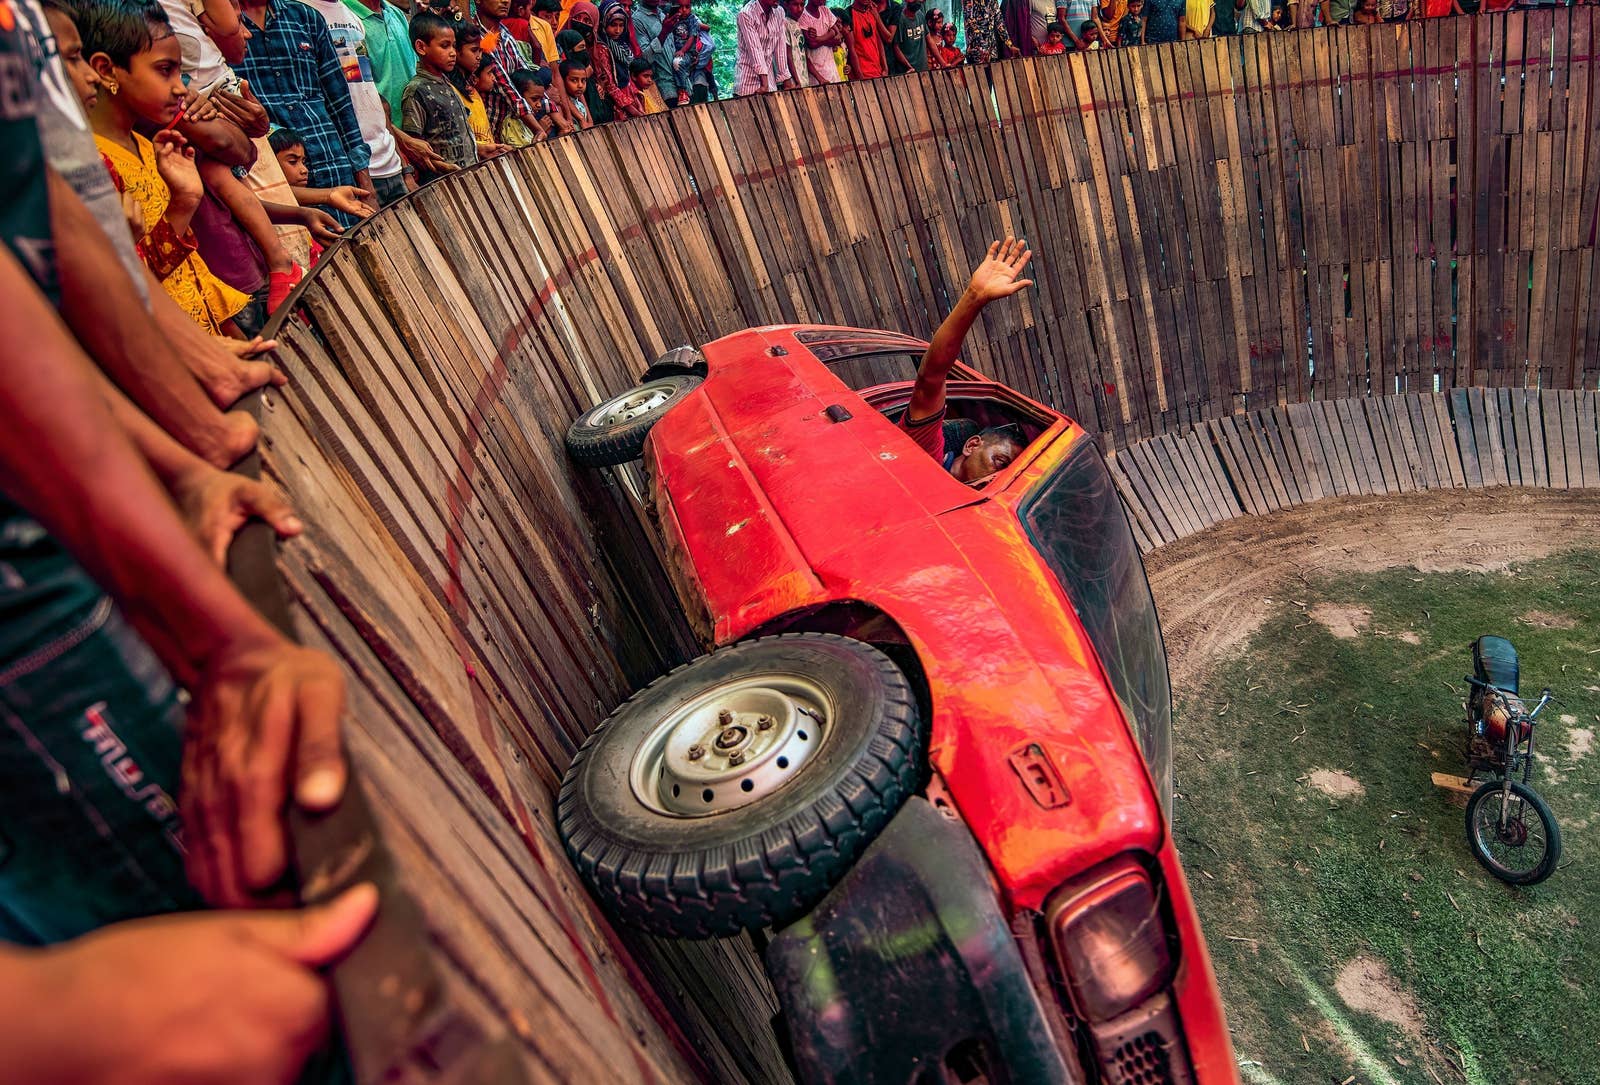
[597,0,637,84]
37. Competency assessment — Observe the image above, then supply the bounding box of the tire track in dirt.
[1146,490,1600,691]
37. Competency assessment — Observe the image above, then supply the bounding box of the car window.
[1020,437,1174,811]
[811,350,925,392]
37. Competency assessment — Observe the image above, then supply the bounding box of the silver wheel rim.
[600,384,675,426]
[629,673,830,817]
[1472,791,1546,876]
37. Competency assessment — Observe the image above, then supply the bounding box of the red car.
[558,326,1235,1085]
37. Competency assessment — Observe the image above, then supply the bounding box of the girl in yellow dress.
[79,0,246,335]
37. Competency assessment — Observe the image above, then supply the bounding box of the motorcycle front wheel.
[1465,779,1561,886]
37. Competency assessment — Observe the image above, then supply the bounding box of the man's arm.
[48,169,260,467]
[0,243,347,907]
[907,238,1033,422]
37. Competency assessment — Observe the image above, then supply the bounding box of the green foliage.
[1174,551,1600,1085]
[700,0,741,96]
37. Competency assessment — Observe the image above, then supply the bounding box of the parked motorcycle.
[1461,635,1561,886]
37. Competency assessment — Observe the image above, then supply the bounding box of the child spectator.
[402,12,479,182]
[77,0,247,335]
[1037,19,1067,51]
[512,65,564,136]
[668,7,717,103]
[1351,0,1380,22]
[628,56,669,113]
[448,23,511,154]
[529,0,564,65]
[783,0,811,86]
[1092,0,1125,44]
[799,0,844,82]
[560,56,596,128]
[1119,0,1145,42]
[1266,2,1291,27]
[600,1,643,113]
[1184,0,1214,36]
[843,0,889,80]
[893,0,929,72]
[1077,18,1103,46]
[561,2,617,121]
[269,127,375,220]
[935,20,961,65]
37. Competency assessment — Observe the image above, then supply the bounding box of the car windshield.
[1020,437,1174,811]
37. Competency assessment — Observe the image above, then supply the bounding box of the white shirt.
[796,4,841,83]
[783,16,810,88]
[294,0,403,178]
[733,0,790,95]
[155,0,237,89]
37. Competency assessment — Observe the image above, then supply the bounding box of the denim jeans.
[371,170,410,207]
[0,579,197,944]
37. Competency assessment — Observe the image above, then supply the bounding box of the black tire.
[557,633,924,938]
[1465,778,1561,886]
[565,375,702,467]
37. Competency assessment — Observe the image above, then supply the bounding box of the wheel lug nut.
[687,744,705,761]
[728,751,745,765]
[718,710,733,725]
[757,715,775,731]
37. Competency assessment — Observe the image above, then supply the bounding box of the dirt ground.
[1147,489,1600,690]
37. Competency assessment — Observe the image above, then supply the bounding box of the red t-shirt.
[899,406,945,463]
[849,7,887,78]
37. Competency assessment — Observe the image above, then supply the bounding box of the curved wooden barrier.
[1108,388,1600,552]
[253,8,1597,1081]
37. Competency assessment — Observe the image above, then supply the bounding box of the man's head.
[534,0,562,15]
[759,0,780,12]
[952,425,1025,483]
[478,0,509,20]
[411,13,458,72]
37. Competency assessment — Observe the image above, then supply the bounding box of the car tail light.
[1045,856,1175,1023]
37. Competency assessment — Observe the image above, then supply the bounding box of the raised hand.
[152,131,203,209]
[966,237,1034,304]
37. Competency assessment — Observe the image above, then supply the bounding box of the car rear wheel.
[558,634,924,938]
[564,375,702,467]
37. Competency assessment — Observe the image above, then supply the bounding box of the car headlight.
[1044,856,1176,1024]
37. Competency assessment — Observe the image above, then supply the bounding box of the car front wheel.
[564,375,701,467]
[557,633,924,938]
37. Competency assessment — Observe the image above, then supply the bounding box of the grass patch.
[1173,550,1600,1085]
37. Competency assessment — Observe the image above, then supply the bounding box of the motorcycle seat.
[1472,635,1520,695]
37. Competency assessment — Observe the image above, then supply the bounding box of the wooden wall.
[258,10,1596,1081]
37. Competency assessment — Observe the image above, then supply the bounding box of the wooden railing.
[256,9,1596,1081]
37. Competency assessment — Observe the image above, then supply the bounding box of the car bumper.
[764,797,1078,1084]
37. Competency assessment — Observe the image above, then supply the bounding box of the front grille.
[1092,994,1194,1085]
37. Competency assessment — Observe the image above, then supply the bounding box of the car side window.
[1020,438,1174,810]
